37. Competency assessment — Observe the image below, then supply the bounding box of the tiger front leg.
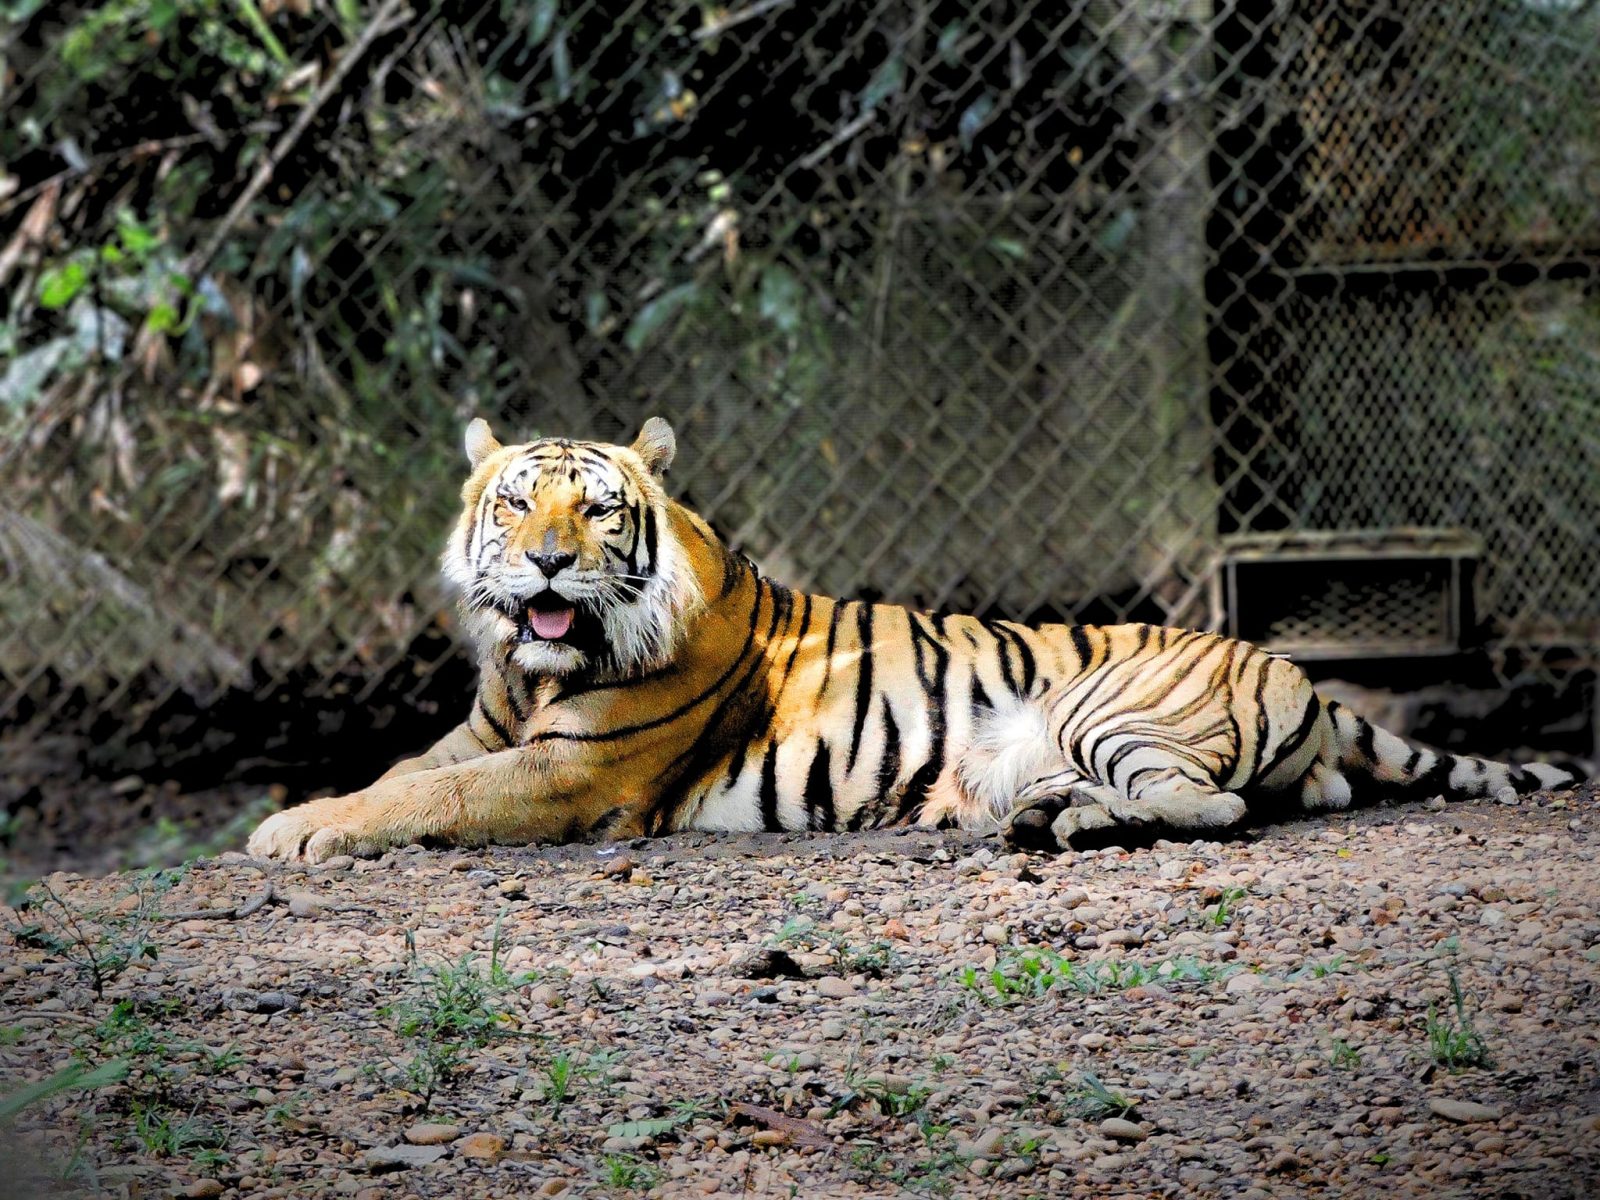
[246,747,625,863]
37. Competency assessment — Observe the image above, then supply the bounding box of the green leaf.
[861,54,903,111]
[758,265,803,335]
[146,303,181,334]
[552,27,572,100]
[958,94,994,152]
[987,237,1026,262]
[623,283,697,352]
[38,261,87,309]
[937,22,964,64]
[1096,209,1138,254]
[527,0,558,46]
[117,211,159,257]
[0,1059,129,1123]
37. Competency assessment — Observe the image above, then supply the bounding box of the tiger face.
[441,417,697,676]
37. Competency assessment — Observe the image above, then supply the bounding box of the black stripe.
[897,613,949,821]
[847,604,875,772]
[1006,625,1037,695]
[474,695,513,747]
[1402,748,1423,775]
[1069,625,1093,669]
[991,623,1019,696]
[642,505,659,575]
[854,703,902,831]
[776,593,814,690]
[525,576,764,744]
[819,601,846,691]
[970,674,992,713]
[803,740,835,831]
[1355,718,1378,763]
[758,742,781,831]
[1256,695,1322,782]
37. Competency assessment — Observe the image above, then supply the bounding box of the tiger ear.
[464,418,501,469]
[630,416,676,477]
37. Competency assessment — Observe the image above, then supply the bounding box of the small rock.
[1428,1098,1502,1123]
[884,918,911,941]
[364,1145,447,1171]
[600,854,635,878]
[1423,796,1447,812]
[315,854,355,871]
[404,1123,460,1146]
[497,878,527,900]
[286,893,321,919]
[730,948,806,980]
[1099,1118,1147,1142]
[1494,786,1519,806]
[1157,860,1188,879]
[818,1018,848,1040]
[815,976,857,999]
[751,1129,788,1147]
[455,1132,507,1162]
[966,1128,1006,1158]
[1098,928,1141,948]
[1265,1149,1301,1174]
[537,1182,570,1198]
[1077,1032,1109,1050]
[1224,972,1264,995]
[182,1181,225,1199]
[222,988,298,1014]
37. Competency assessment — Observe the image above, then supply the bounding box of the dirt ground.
[3,786,1599,1199]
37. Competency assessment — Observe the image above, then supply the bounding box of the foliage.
[959,948,1233,1005]
[1426,970,1492,1071]
[0,1060,129,1124]
[10,875,172,998]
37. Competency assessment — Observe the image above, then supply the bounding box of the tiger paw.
[247,799,371,863]
[1002,805,1061,851]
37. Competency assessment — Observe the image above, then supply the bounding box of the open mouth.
[518,591,579,644]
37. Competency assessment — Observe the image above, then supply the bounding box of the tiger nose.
[531,550,575,578]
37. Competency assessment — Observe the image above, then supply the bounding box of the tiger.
[247,418,1583,863]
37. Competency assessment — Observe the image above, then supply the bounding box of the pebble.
[404,1123,460,1145]
[182,1182,225,1199]
[1099,1118,1147,1142]
[815,976,857,999]
[455,1132,507,1161]
[364,1145,447,1171]
[286,892,321,919]
[1428,1098,1503,1123]
[536,1182,570,1197]
[818,1018,847,1040]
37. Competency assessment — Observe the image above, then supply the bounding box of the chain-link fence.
[3,0,1598,791]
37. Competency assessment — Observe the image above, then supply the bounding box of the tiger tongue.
[528,605,575,640]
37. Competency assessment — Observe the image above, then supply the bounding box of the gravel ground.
[3,785,1599,1199]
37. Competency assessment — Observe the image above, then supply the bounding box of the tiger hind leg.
[1003,766,1246,852]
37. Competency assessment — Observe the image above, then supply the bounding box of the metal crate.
[1216,529,1482,660]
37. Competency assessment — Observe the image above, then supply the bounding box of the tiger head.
[441,417,701,677]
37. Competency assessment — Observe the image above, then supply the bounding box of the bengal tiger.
[247,418,1583,863]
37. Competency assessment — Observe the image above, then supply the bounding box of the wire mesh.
[1,0,1596,777]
